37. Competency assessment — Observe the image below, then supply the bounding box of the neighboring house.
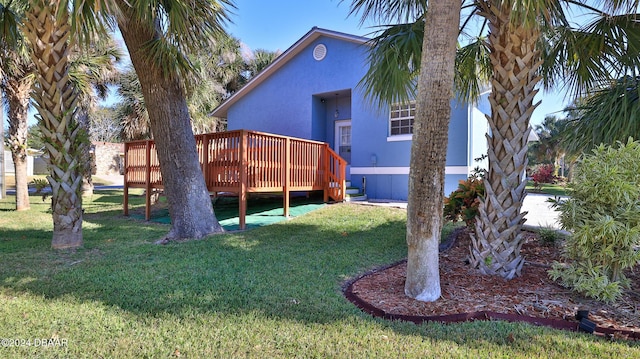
[212,27,489,200]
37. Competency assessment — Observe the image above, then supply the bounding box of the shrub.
[548,139,640,302]
[530,164,556,191]
[444,174,485,227]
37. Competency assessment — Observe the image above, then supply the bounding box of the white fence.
[3,150,35,176]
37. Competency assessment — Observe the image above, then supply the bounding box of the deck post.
[323,144,329,203]
[340,158,346,201]
[145,140,152,221]
[283,138,291,217]
[202,134,210,190]
[239,131,248,229]
[123,142,129,216]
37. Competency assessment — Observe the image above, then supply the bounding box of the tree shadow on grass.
[1,205,405,322]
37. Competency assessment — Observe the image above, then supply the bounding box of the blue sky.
[225,0,570,126]
[17,0,568,129]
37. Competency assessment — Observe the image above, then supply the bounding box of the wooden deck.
[123,129,347,229]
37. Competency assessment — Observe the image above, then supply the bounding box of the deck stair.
[344,180,367,202]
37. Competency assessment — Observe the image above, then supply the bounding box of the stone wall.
[92,142,124,175]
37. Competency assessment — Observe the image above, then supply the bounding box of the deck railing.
[124,130,346,229]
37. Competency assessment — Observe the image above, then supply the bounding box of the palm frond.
[542,11,640,97]
[127,0,234,55]
[140,36,195,84]
[594,0,640,14]
[358,20,423,109]
[561,75,640,154]
[57,0,114,46]
[507,0,565,27]
[454,37,491,102]
[0,1,22,49]
[346,0,427,25]
[114,66,150,140]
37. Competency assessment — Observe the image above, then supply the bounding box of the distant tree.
[189,35,247,134]
[244,49,280,80]
[115,40,278,138]
[69,36,122,196]
[527,115,573,177]
[89,106,121,142]
[26,124,44,150]
[0,0,34,211]
[114,67,150,141]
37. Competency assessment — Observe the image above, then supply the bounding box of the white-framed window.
[389,102,415,136]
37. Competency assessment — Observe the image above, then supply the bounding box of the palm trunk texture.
[405,0,461,301]
[469,1,542,279]
[117,11,223,240]
[6,73,33,211]
[23,1,86,249]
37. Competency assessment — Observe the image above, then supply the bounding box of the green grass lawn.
[526,181,568,197]
[1,191,638,358]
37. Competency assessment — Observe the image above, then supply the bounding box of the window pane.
[389,101,416,136]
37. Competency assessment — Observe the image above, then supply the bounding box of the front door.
[335,120,351,164]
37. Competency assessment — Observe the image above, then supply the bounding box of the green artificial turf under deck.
[129,193,326,230]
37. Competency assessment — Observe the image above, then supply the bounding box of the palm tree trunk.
[405,0,461,301]
[5,74,33,211]
[469,1,542,279]
[117,11,223,240]
[23,1,85,249]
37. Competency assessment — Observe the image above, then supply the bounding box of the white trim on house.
[386,134,413,142]
[350,166,469,175]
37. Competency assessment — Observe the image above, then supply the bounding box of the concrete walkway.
[5,174,126,195]
[357,192,563,229]
[521,193,563,229]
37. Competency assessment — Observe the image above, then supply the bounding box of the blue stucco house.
[212,27,489,201]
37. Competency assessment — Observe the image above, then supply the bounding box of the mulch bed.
[344,228,640,340]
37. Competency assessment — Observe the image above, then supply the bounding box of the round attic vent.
[313,44,327,61]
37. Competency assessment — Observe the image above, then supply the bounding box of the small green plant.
[537,226,562,245]
[549,139,640,302]
[31,178,51,201]
[484,256,492,266]
[444,174,485,227]
[31,178,49,193]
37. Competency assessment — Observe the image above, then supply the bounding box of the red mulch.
[346,229,640,339]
